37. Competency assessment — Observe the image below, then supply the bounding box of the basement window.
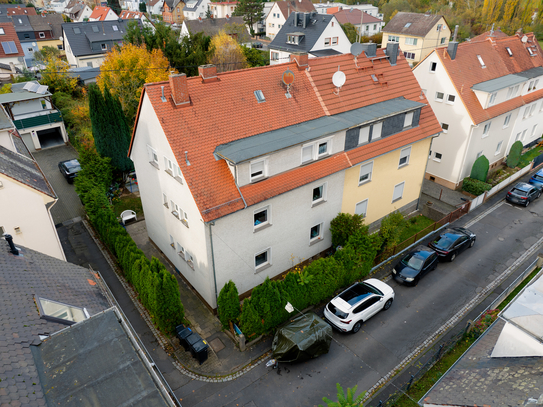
[36,296,89,325]
[254,90,265,103]
[476,54,486,68]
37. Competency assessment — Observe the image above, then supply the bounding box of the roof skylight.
[74,27,81,34]
[254,90,265,103]
[92,25,99,32]
[404,22,411,28]
[37,297,89,325]
[112,25,118,31]
[506,47,512,56]
[476,54,486,68]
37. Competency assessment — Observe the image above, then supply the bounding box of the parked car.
[428,227,476,262]
[58,159,81,184]
[393,245,438,286]
[252,42,263,48]
[323,279,394,333]
[506,182,541,207]
[529,169,543,190]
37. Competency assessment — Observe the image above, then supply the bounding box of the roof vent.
[254,90,265,103]
[185,151,191,166]
[4,234,20,256]
[161,86,166,102]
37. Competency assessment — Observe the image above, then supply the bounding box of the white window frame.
[507,85,519,99]
[405,37,417,45]
[482,122,491,138]
[476,54,486,68]
[371,122,382,140]
[39,32,45,38]
[523,106,530,119]
[530,103,537,116]
[495,141,502,155]
[170,201,180,218]
[163,193,168,208]
[147,145,159,167]
[392,182,404,203]
[404,112,414,128]
[254,247,271,272]
[521,129,527,141]
[503,114,511,128]
[250,158,267,182]
[531,124,538,138]
[434,152,442,162]
[515,132,521,142]
[404,52,415,60]
[101,43,107,50]
[173,163,183,183]
[309,222,323,244]
[177,242,185,258]
[398,146,411,168]
[446,94,456,104]
[441,123,449,133]
[358,125,370,145]
[489,92,497,106]
[331,37,338,45]
[355,199,368,217]
[435,91,444,102]
[358,161,373,185]
[429,62,437,72]
[164,157,173,174]
[253,205,270,230]
[324,37,331,46]
[169,235,175,248]
[312,183,327,206]
[301,138,332,164]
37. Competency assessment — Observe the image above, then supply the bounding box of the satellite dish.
[32,42,37,46]
[350,42,363,57]
[521,35,528,43]
[59,36,63,41]
[332,69,346,88]
[282,69,295,86]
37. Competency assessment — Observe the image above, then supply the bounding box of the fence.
[486,163,532,198]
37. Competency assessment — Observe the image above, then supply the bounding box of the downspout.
[208,221,219,306]
[233,162,247,209]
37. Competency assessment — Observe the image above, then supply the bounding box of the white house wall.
[76,6,93,22]
[266,2,286,39]
[269,49,291,65]
[311,17,351,54]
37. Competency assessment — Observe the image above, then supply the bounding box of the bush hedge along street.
[462,177,492,196]
[507,140,523,168]
[470,155,489,182]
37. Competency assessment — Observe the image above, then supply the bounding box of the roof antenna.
[185,151,191,166]
[490,23,494,37]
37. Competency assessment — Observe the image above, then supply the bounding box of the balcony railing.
[12,111,63,131]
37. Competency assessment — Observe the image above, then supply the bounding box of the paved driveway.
[33,145,85,225]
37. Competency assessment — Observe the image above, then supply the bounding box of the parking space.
[33,145,85,225]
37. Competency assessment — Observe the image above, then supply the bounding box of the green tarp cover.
[271,313,333,363]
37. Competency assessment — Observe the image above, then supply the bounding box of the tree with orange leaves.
[208,31,248,73]
[97,43,172,125]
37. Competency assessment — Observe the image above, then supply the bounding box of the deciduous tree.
[232,0,264,36]
[208,31,248,72]
[40,57,78,95]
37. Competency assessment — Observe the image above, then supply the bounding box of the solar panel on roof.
[23,82,33,91]
[36,85,48,94]
[1,41,17,54]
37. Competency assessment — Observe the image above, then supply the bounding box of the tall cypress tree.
[88,83,107,155]
[103,87,134,173]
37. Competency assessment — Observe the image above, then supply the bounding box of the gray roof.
[69,65,101,81]
[0,62,21,72]
[185,16,245,37]
[0,238,109,406]
[382,12,445,37]
[4,14,33,32]
[0,143,55,197]
[270,12,334,54]
[32,308,173,407]
[472,73,527,92]
[0,81,52,103]
[183,0,203,12]
[515,66,543,79]
[10,130,33,159]
[214,97,425,164]
[62,19,140,57]
[0,103,13,130]
[310,48,342,57]
[28,13,64,37]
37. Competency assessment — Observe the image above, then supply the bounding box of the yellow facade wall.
[341,137,432,225]
[38,39,64,54]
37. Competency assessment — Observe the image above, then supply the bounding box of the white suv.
[324,279,394,333]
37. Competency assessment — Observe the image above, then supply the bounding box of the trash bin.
[175,325,193,351]
[185,331,201,353]
[190,339,209,365]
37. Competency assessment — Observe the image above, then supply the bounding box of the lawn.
[399,215,436,242]
[112,193,144,219]
[518,145,543,168]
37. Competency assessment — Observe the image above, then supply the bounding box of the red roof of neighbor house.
[7,7,37,15]
[276,0,315,18]
[89,6,116,21]
[436,32,543,125]
[0,23,24,58]
[332,9,382,25]
[470,28,508,42]
[119,10,146,19]
[132,50,441,222]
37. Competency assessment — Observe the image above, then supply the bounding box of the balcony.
[12,110,63,131]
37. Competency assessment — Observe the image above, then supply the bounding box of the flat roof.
[214,97,425,164]
[0,81,51,103]
[471,73,526,92]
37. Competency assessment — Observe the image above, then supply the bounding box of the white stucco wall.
[76,6,93,22]
[266,2,286,39]
[0,175,65,260]
[311,17,351,54]
[150,0,164,15]
[508,95,543,153]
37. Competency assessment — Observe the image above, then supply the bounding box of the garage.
[37,127,65,149]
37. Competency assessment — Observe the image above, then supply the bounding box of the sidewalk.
[421,178,468,212]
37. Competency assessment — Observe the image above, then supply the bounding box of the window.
[440,37,446,44]
[405,37,417,45]
[101,43,107,50]
[0,28,4,35]
[495,141,502,155]
[359,161,373,185]
[254,90,265,103]
[164,157,173,174]
[24,33,30,39]
[163,193,168,207]
[476,54,485,68]
[39,32,45,38]
[441,123,449,133]
[392,182,404,203]
[40,100,46,109]
[27,47,33,52]
[430,62,437,72]
[507,85,519,99]
[503,114,511,128]
[254,207,269,229]
[302,139,331,163]
[446,94,456,104]
[482,122,491,137]
[271,52,279,61]
[404,52,415,60]
[365,25,369,31]
[476,151,483,158]
[530,103,537,116]
[437,24,442,31]
[355,199,368,217]
[435,92,444,102]
[255,248,271,270]
[398,146,411,167]
[358,126,370,144]
[87,62,93,67]
[57,44,63,50]
[404,112,414,128]
[92,25,99,33]
[371,122,382,140]
[250,159,266,182]
[434,152,442,161]
[528,80,534,91]
[177,242,185,258]
[489,92,497,106]
[309,223,323,243]
[170,201,180,218]
[531,124,538,138]
[147,146,159,167]
[506,47,513,56]
[37,297,88,325]
[170,235,175,248]
[317,141,328,158]
[302,144,313,163]
[312,184,326,205]
[112,25,119,31]
[332,37,338,45]
[324,37,331,46]
[515,132,522,142]
[74,27,81,34]
[528,47,534,56]
[388,35,399,42]
[404,22,411,28]
[521,129,527,140]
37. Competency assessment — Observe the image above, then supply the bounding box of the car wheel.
[383,299,393,310]
[538,192,542,199]
[450,252,457,262]
[352,321,362,333]
[525,199,530,207]
[469,238,475,248]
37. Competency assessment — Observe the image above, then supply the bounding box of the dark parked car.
[252,42,263,48]
[393,245,438,286]
[506,182,541,207]
[58,159,81,184]
[529,169,543,191]
[428,227,476,262]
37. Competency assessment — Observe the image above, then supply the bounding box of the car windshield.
[511,188,528,196]
[327,303,348,319]
[401,253,424,270]
[433,234,456,250]
[339,282,382,306]
[533,174,543,182]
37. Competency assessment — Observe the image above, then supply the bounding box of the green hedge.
[507,140,523,168]
[75,148,185,334]
[470,155,489,182]
[462,177,492,196]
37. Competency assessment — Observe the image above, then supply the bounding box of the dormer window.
[489,92,497,106]
[506,47,513,56]
[92,25,99,32]
[528,48,534,56]
[476,55,485,68]
[39,32,45,38]
[301,138,332,164]
[250,158,267,182]
[101,43,108,50]
[286,34,303,44]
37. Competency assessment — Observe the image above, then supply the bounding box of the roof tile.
[383,12,446,37]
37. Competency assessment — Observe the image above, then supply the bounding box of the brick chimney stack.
[290,52,308,68]
[169,73,190,106]
[198,64,218,83]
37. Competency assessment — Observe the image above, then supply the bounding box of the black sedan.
[428,227,476,262]
[58,159,81,184]
[506,182,541,207]
[393,245,438,286]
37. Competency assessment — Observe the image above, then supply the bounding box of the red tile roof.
[119,10,146,19]
[89,6,115,21]
[7,7,37,15]
[0,23,24,58]
[436,32,543,125]
[133,50,441,222]
[332,9,382,25]
[277,0,315,18]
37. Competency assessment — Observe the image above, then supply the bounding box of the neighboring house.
[65,1,93,22]
[254,1,274,34]
[0,238,176,406]
[182,0,209,20]
[129,44,441,310]
[163,0,184,24]
[422,271,543,406]
[315,2,381,18]
[28,14,65,51]
[413,31,543,190]
[119,10,154,29]
[62,19,141,68]
[2,14,35,43]
[210,1,237,18]
[180,16,246,38]
[0,22,26,72]
[0,114,65,260]
[266,0,315,39]
[149,0,165,15]
[69,66,100,84]
[268,11,350,65]
[332,8,384,37]
[88,6,119,21]
[0,81,69,152]
[7,6,38,16]
[382,12,450,67]
[49,0,70,14]
[0,61,21,79]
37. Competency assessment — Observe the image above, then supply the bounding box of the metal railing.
[12,110,63,130]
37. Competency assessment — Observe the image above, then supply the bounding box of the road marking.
[463,199,505,228]
[366,232,543,402]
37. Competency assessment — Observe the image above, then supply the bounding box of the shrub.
[238,298,261,339]
[462,177,492,196]
[470,155,490,182]
[379,211,406,252]
[469,309,499,338]
[507,140,523,168]
[329,213,367,249]
[217,280,241,330]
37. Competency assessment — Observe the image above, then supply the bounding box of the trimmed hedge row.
[462,177,492,196]
[75,148,185,334]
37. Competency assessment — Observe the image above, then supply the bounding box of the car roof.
[513,182,533,191]
[62,159,80,168]
[409,245,435,258]
[535,169,543,176]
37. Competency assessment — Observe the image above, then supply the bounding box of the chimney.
[169,73,190,106]
[198,64,218,82]
[303,12,309,28]
[386,42,398,65]
[4,234,19,256]
[447,41,459,60]
[360,42,376,57]
[290,52,308,67]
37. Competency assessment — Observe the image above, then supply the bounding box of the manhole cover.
[209,338,225,352]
